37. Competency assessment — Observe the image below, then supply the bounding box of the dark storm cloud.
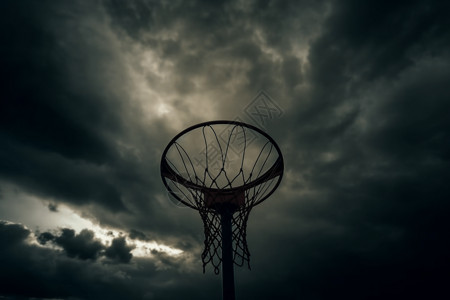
[0,1,120,163]
[247,0,450,298]
[103,0,325,104]
[54,228,104,260]
[0,222,144,299]
[36,228,135,264]
[0,0,204,240]
[0,1,130,211]
[0,221,219,299]
[0,220,30,244]
[104,236,135,263]
[2,0,450,299]
[37,231,54,245]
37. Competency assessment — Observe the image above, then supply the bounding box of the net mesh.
[199,205,252,274]
[161,122,283,274]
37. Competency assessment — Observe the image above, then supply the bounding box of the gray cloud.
[37,228,136,264]
[54,229,104,260]
[0,221,221,299]
[47,202,58,212]
[1,0,450,299]
[129,228,149,240]
[104,236,135,263]
[37,231,55,245]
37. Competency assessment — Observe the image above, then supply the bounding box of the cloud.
[0,1,130,212]
[47,202,58,212]
[0,221,221,299]
[129,228,149,240]
[0,222,144,299]
[1,0,450,299]
[37,231,55,245]
[104,236,135,263]
[54,229,104,260]
[0,220,30,245]
[37,228,136,264]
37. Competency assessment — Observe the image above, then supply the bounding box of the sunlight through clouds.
[0,183,182,258]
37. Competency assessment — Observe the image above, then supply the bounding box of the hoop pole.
[221,209,236,300]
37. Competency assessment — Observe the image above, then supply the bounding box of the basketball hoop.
[160,120,284,299]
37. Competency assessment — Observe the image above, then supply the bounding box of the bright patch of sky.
[0,182,182,257]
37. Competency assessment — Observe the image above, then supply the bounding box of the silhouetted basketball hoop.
[160,120,284,300]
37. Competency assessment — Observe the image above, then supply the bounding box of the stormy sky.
[1,0,449,299]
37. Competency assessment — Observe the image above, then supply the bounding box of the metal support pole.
[221,209,236,300]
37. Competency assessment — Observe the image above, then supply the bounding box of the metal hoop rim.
[160,120,284,210]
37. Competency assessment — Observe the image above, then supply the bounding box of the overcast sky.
[1,0,450,299]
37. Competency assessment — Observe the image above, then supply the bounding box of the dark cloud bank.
[0,221,204,300]
[1,0,450,299]
[37,228,134,263]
